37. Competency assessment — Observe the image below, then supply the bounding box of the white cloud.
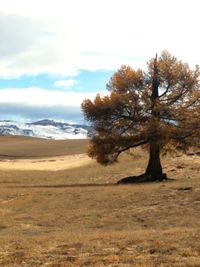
[0,13,79,77]
[0,0,199,77]
[0,87,106,107]
[54,79,77,89]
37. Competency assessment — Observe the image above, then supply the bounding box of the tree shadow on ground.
[8,176,175,189]
[8,183,117,189]
[117,173,174,184]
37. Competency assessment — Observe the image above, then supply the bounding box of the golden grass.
[0,154,92,171]
[0,137,199,266]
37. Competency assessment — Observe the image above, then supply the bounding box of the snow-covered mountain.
[0,119,91,140]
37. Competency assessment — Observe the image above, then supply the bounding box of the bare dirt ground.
[0,136,200,266]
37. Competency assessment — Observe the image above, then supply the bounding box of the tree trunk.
[144,55,166,181]
[117,141,166,184]
[145,141,164,181]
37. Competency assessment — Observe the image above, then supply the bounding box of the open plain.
[0,136,200,266]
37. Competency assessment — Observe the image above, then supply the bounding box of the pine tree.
[82,51,200,182]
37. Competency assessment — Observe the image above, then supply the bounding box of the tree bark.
[145,141,164,181]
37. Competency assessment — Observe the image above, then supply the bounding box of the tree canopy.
[82,51,200,181]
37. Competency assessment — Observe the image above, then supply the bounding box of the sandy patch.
[0,154,93,171]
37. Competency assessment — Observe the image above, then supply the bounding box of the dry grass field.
[0,136,88,158]
[0,136,200,266]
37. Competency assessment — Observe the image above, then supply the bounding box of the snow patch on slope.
[0,120,89,140]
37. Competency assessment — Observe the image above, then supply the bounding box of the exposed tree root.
[117,173,168,184]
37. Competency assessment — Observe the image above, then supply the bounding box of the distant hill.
[0,119,91,140]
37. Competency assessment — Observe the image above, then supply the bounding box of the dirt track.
[0,154,92,171]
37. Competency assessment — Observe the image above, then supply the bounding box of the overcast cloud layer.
[0,0,200,122]
[0,88,103,122]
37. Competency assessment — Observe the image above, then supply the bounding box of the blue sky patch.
[0,70,114,93]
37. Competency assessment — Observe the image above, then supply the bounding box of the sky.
[0,0,200,123]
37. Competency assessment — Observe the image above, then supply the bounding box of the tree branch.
[159,85,170,98]
[116,140,148,157]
